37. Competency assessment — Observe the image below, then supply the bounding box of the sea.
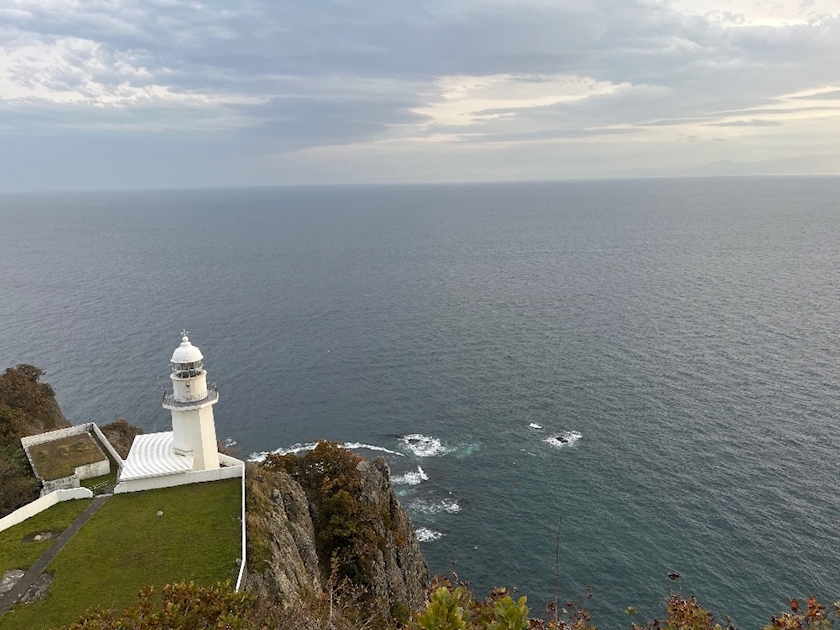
[2,177,840,628]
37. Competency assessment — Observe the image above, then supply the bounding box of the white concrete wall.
[113,463,244,494]
[21,424,90,448]
[235,465,247,592]
[40,476,80,496]
[218,453,244,467]
[0,488,94,534]
[75,459,110,480]
[90,423,125,468]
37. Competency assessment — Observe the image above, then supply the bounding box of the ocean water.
[2,178,840,628]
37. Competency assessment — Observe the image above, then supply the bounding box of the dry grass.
[29,434,106,481]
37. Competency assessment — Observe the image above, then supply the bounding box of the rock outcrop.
[245,448,429,620]
[355,457,429,614]
[244,465,323,605]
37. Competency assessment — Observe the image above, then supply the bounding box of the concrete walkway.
[0,494,110,618]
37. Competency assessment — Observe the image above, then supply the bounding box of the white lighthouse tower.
[115,331,242,494]
[162,332,220,471]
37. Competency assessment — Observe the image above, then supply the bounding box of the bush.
[57,581,254,630]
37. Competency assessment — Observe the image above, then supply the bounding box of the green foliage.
[415,586,468,630]
[0,440,40,516]
[489,595,529,630]
[0,364,70,517]
[391,600,412,626]
[243,464,278,574]
[57,581,254,630]
[0,364,66,438]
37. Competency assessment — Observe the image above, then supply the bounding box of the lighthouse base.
[115,431,243,494]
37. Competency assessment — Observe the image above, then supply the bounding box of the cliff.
[0,365,71,517]
[244,442,429,623]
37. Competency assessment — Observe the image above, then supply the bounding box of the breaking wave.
[415,528,445,542]
[249,441,404,462]
[408,497,461,515]
[399,434,452,457]
[392,465,429,486]
[543,431,582,449]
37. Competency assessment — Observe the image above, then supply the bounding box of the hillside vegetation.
[0,364,70,516]
[48,569,840,630]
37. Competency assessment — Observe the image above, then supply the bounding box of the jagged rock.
[245,466,322,607]
[356,457,429,616]
[245,451,428,619]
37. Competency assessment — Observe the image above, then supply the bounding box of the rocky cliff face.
[245,449,428,619]
[244,464,323,605]
[354,457,429,614]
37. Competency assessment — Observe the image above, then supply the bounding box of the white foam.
[399,434,452,457]
[249,440,405,462]
[409,497,461,515]
[543,431,582,449]
[344,442,404,457]
[415,528,445,542]
[223,437,238,447]
[392,466,429,486]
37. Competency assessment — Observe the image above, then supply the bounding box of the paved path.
[0,494,110,618]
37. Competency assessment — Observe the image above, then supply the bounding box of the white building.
[114,333,243,494]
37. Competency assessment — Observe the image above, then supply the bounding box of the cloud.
[412,74,632,128]
[0,0,839,190]
[708,119,783,127]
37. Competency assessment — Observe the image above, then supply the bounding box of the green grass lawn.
[0,499,92,574]
[0,479,242,630]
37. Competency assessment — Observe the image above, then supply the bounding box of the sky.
[1,0,839,192]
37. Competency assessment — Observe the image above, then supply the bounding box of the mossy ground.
[0,479,241,630]
[0,498,92,574]
[29,434,104,481]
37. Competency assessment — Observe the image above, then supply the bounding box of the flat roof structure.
[119,432,192,481]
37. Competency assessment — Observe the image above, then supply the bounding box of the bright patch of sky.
[668,0,838,26]
[0,0,838,190]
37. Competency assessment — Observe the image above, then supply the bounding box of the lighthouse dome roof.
[171,334,204,363]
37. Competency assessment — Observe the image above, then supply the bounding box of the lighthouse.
[115,331,242,494]
[162,333,220,471]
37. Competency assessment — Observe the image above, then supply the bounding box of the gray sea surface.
[2,177,840,628]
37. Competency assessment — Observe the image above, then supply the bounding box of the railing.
[162,389,219,409]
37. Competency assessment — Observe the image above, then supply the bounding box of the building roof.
[171,334,204,364]
[119,432,193,481]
